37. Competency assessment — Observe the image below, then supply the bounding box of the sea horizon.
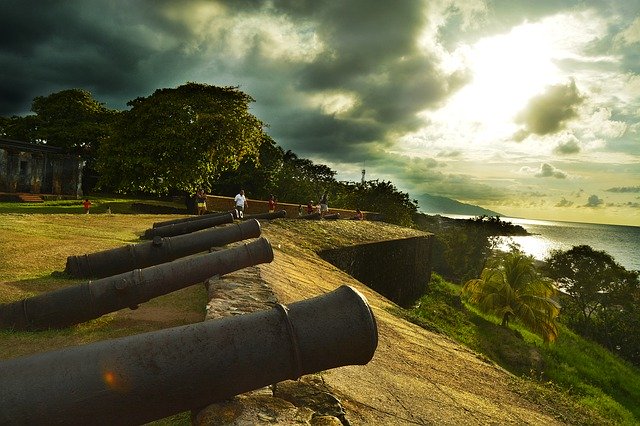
[433,213,640,271]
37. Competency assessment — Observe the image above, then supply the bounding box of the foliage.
[466,215,528,235]
[405,274,639,424]
[96,83,265,195]
[545,245,640,366]
[213,144,418,226]
[332,180,418,226]
[413,213,510,283]
[30,89,116,154]
[463,249,560,342]
[541,325,640,422]
[1,89,115,154]
[0,114,41,142]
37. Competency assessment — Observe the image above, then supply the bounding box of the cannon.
[323,213,341,220]
[151,211,234,229]
[243,209,287,221]
[65,219,262,279]
[142,212,234,239]
[0,285,378,425]
[0,237,274,331]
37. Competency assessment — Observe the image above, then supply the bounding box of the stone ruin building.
[0,138,84,199]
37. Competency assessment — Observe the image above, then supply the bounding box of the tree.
[30,89,115,154]
[212,134,285,198]
[463,250,560,342]
[545,245,635,327]
[334,180,418,226]
[545,245,640,364]
[96,83,265,194]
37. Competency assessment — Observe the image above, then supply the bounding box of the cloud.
[553,135,581,155]
[605,186,640,193]
[555,197,574,207]
[520,163,567,179]
[615,16,640,46]
[585,194,604,208]
[513,79,584,140]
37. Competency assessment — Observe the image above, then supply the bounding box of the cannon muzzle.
[0,237,274,331]
[142,212,234,239]
[65,219,262,278]
[0,285,378,426]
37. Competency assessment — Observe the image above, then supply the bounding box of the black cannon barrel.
[0,237,274,331]
[152,211,233,228]
[323,213,340,220]
[65,219,262,279]
[243,209,287,221]
[142,212,234,239]
[0,285,378,426]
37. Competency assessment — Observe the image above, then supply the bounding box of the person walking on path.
[82,199,92,214]
[234,190,248,219]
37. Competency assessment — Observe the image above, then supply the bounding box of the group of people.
[197,189,364,220]
[302,192,330,217]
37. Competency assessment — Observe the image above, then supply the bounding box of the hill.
[416,193,502,216]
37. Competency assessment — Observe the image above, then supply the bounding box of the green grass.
[402,273,640,424]
[0,194,186,215]
[0,199,204,424]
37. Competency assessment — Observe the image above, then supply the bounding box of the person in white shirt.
[234,189,248,219]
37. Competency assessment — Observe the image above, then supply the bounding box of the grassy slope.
[1,200,639,424]
[406,274,640,424]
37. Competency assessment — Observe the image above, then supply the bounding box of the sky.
[1,1,639,226]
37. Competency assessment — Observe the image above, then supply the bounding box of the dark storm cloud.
[251,0,469,160]
[1,0,468,167]
[513,79,584,141]
[0,0,205,115]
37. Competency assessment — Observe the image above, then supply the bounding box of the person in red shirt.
[82,199,92,214]
[306,200,314,214]
[268,195,277,213]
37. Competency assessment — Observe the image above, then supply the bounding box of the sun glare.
[427,21,566,144]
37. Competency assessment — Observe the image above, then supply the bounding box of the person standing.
[82,199,92,214]
[319,192,329,217]
[268,195,277,213]
[196,189,207,215]
[234,189,248,219]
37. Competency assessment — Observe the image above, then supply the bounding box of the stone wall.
[319,236,433,307]
[0,139,83,197]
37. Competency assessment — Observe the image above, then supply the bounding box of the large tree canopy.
[1,89,113,155]
[96,83,265,194]
[545,245,640,364]
[31,89,115,154]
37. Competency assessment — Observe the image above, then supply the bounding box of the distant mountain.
[415,193,502,217]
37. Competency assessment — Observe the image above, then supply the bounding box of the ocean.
[441,215,640,271]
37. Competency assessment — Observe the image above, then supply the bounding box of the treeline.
[0,84,417,226]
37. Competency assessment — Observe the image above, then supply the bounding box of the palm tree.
[463,250,561,342]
